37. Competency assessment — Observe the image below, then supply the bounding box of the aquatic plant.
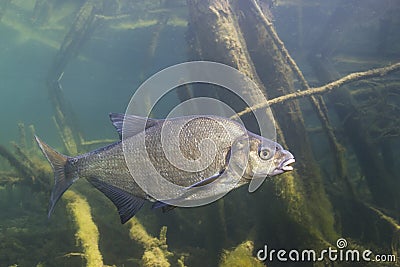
[219,241,264,267]
[128,218,179,267]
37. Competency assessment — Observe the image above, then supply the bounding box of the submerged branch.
[128,218,175,267]
[366,204,400,259]
[366,205,400,231]
[79,135,115,147]
[0,145,35,181]
[234,62,400,118]
[250,0,309,89]
[64,191,104,267]
[0,172,22,186]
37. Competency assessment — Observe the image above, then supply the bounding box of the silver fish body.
[36,114,295,223]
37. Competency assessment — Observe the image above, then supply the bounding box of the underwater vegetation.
[219,241,264,267]
[0,0,399,266]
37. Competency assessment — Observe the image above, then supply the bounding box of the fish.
[35,113,295,224]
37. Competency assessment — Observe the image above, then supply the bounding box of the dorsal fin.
[109,113,161,139]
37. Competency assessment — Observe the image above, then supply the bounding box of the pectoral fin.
[152,170,226,211]
[187,147,230,189]
[88,177,145,224]
[151,202,177,212]
[186,171,224,189]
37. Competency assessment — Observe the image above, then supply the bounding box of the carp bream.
[36,113,295,223]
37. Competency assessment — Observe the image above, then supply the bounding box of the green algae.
[128,218,177,267]
[219,241,264,267]
[64,191,104,267]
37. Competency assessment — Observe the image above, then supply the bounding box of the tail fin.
[35,136,77,217]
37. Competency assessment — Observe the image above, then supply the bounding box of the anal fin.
[89,177,144,224]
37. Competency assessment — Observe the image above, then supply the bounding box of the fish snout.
[277,150,295,172]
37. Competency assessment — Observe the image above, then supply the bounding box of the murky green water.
[0,1,399,266]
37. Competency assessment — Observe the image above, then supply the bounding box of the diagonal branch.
[233,62,400,118]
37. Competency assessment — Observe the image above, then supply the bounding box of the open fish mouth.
[279,158,295,171]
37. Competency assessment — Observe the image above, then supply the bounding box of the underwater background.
[0,0,399,266]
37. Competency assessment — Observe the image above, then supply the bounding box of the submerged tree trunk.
[185,0,269,127]
[309,56,398,209]
[307,3,399,210]
[186,0,337,251]
[46,0,102,154]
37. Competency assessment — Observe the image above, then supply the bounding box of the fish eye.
[259,147,273,160]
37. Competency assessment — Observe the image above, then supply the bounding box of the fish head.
[230,133,295,180]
